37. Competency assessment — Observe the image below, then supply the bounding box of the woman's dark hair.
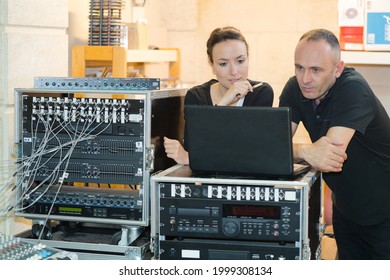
[206,26,249,63]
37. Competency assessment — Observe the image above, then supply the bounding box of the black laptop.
[184,105,310,178]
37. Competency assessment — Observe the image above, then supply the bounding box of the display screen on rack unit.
[223,204,281,219]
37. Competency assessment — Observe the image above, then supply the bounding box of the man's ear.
[335,60,345,78]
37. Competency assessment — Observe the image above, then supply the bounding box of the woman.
[164,26,274,165]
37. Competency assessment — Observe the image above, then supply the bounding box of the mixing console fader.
[0,233,78,260]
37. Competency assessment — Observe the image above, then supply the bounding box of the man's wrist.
[293,143,306,162]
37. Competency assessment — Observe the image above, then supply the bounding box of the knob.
[222,219,240,237]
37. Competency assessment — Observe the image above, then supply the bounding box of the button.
[211,209,219,216]
[211,228,218,233]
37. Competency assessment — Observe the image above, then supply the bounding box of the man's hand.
[296,136,347,172]
[293,126,354,173]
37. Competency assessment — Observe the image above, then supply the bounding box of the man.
[279,28,390,259]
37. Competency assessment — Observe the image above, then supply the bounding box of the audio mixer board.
[0,233,77,260]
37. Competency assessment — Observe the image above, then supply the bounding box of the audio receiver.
[159,183,302,242]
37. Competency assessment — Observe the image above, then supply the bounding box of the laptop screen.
[184,105,295,177]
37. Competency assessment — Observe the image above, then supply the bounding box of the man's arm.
[292,124,354,172]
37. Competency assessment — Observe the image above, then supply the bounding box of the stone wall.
[0,0,68,235]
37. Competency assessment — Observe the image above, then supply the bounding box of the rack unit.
[13,79,185,259]
[151,165,323,260]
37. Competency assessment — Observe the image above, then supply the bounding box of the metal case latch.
[146,144,155,171]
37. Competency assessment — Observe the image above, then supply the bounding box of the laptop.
[184,105,310,179]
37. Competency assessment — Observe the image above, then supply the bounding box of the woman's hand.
[218,80,253,106]
[163,137,189,165]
